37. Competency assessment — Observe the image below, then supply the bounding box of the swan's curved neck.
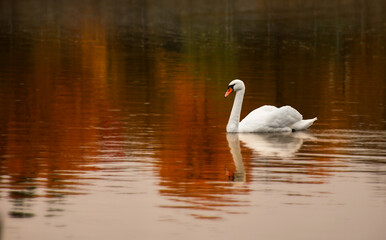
[227,89,244,132]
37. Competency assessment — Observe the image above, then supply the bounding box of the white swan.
[224,79,317,133]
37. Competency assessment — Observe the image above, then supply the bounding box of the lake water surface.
[0,1,385,239]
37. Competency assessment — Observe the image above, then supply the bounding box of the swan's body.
[225,79,317,133]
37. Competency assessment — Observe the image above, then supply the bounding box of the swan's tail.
[291,117,317,131]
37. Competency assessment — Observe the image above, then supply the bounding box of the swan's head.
[224,79,245,97]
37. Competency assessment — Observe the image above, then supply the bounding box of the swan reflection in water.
[226,133,246,182]
[226,132,316,181]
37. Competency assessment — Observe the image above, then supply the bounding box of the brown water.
[0,1,386,239]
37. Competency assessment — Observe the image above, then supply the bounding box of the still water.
[0,1,385,239]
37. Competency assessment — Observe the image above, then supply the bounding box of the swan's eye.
[228,84,235,90]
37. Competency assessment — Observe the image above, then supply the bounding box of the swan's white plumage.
[239,105,302,132]
[225,79,317,133]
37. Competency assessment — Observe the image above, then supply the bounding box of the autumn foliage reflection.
[151,52,250,218]
[0,15,122,200]
[0,0,385,220]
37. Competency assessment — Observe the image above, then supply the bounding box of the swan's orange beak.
[224,87,234,97]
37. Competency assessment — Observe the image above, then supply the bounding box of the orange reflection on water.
[151,51,251,218]
[0,18,126,200]
[0,0,384,231]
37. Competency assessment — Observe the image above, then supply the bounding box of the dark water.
[0,1,385,239]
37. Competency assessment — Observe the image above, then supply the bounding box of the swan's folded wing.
[267,106,302,128]
[238,106,275,132]
[239,105,277,125]
[239,105,303,132]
